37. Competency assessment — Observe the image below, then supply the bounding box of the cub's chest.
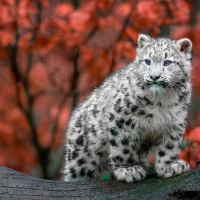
[138,105,175,130]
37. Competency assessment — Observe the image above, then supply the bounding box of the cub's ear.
[176,38,192,53]
[138,34,151,48]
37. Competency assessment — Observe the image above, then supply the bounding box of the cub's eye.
[164,60,172,66]
[145,59,151,66]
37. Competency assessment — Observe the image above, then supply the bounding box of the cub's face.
[135,34,192,93]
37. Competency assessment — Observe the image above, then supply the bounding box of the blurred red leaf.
[32,36,50,50]
[29,63,48,93]
[124,27,138,42]
[18,33,32,51]
[31,35,59,53]
[65,32,85,48]
[187,127,200,143]
[50,107,58,119]
[97,0,115,10]
[0,30,14,46]
[58,107,70,128]
[116,2,131,17]
[69,9,95,32]
[0,47,7,58]
[54,3,73,18]
[98,15,121,30]
[2,0,15,6]
[169,0,191,24]
[80,45,94,65]
[180,127,200,168]
[40,19,50,33]
[117,41,136,59]
[0,5,14,27]
[131,1,166,30]
[123,41,136,59]
[18,0,37,14]
[18,0,37,28]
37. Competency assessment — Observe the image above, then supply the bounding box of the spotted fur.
[63,34,192,182]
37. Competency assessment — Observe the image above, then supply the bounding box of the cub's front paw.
[113,165,146,183]
[156,160,190,178]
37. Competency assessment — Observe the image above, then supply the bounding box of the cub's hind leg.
[63,144,102,181]
[63,131,108,181]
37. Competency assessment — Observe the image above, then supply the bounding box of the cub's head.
[135,34,192,93]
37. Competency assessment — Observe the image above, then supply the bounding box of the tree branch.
[0,166,199,199]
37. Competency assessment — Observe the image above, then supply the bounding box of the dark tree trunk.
[0,166,200,199]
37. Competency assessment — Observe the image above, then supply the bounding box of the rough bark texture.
[0,166,200,199]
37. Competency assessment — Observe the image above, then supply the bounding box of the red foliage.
[116,3,131,17]
[54,3,73,17]
[180,127,200,168]
[0,0,199,178]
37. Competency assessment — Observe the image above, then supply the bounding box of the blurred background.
[0,0,200,180]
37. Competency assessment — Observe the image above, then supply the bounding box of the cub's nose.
[150,75,160,81]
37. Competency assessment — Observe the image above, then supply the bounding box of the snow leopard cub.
[63,34,192,182]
